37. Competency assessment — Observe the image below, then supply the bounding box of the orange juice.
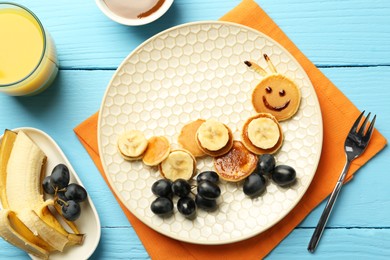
[0,3,58,96]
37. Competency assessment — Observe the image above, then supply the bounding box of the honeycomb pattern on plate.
[98,21,322,244]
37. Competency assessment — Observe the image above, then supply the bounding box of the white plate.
[0,127,101,259]
[98,21,323,245]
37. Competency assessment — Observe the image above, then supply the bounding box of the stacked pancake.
[241,113,283,155]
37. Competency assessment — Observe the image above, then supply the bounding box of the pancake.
[213,141,258,182]
[159,149,197,181]
[117,130,148,161]
[178,119,206,158]
[142,136,170,166]
[195,121,234,157]
[241,113,283,155]
[252,74,301,121]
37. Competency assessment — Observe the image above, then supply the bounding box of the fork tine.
[351,110,365,133]
[364,114,376,140]
[358,112,371,135]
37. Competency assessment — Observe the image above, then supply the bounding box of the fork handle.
[308,160,352,253]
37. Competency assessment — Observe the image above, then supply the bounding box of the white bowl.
[95,0,174,26]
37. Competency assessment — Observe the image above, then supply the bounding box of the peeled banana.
[0,130,84,258]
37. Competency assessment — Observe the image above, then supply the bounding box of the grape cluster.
[243,154,297,197]
[42,164,88,221]
[195,171,220,211]
[150,171,221,218]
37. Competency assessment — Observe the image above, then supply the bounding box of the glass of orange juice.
[0,3,58,96]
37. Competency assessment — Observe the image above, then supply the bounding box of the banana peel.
[0,129,84,257]
[53,203,82,235]
[38,200,84,245]
[0,209,49,259]
[0,129,17,208]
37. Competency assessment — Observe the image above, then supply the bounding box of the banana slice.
[159,149,196,181]
[142,136,170,166]
[196,120,234,157]
[117,130,148,160]
[197,119,229,151]
[241,113,283,155]
[247,117,280,149]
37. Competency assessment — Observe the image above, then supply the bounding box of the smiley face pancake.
[252,74,301,121]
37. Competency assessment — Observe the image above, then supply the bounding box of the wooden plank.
[10,0,390,68]
[2,227,389,259]
[270,228,390,258]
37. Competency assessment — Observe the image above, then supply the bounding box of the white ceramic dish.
[98,21,323,244]
[0,127,101,259]
[96,0,174,26]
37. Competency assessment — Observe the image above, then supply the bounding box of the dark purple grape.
[177,197,196,217]
[51,164,70,190]
[56,191,68,206]
[151,179,172,198]
[42,176,55,195]
[272,165,296,187]
[243,174,266,197]
[257,154,276,177]
[196,171,219,183]
[62,200,81,221]
[65,183,87,203]
[195,194,217,211]
[171,179,191,198]
[150,197,173,216]
[197,181,221,200]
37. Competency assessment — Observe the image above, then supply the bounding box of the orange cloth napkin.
[74,0,387,258]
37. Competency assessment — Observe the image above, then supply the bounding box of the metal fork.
[308,110,376,253]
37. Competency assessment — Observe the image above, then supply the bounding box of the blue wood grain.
[8,0,390,68]
[0,0,389,259]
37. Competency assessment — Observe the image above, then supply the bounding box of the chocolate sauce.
[103,0,166,19]
[137,0,165,18]
[262,96,290,111]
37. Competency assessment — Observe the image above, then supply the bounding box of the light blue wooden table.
[1,0,389,259]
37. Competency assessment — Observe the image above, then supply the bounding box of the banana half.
[214,141,258,182]
[241,113,283,155]
[196,119,234,157]
[117,130,148,160]
[159,149,196,181]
